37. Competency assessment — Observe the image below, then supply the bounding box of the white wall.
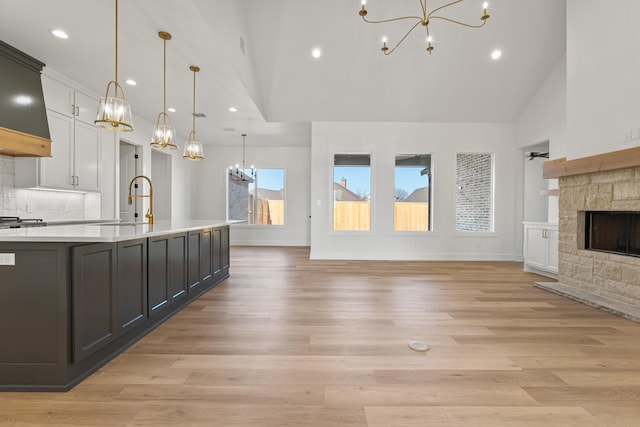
[516,55,567,224]
[193,145,311,246]
[310,122,522,261]
[170,148,195,220]
[566,0,640,159]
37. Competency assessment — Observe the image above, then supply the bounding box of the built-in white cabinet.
[16,75,102,192]
[42,75,97,124]
[523,222,558,278]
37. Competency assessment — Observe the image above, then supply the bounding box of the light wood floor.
[2,246,640,426]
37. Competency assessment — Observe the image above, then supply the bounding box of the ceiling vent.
[192,112,206,118]
[223,127,235,132]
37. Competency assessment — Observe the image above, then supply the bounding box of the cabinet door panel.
[221,226,230,270]
[117,239,147,331]
[148,237,170,316]
[41,110,73,189]
[72,243,117,363]
[187,230,202,290]
[169,233,188,300]
[74,121,101,192]
[42,76,74,116]
[74,89,98,124]
[213,228,222,275]
[524,227,546,269]
[200,228,213,283]
[547,229,559,273]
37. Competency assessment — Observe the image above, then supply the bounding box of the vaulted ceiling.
[0,0,566,147]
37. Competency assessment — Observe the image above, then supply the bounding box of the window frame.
[393,153,433,234]
[453,152,496,234]
[331,152,374,234]
[226,166,287,228]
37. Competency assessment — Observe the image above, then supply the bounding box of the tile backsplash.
[0,155,100,220]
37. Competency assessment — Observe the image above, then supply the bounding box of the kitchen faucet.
[127,175,154,225]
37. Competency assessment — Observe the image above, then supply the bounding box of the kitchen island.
[0,220,230,391]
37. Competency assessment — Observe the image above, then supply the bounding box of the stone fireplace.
[536,148,640,322]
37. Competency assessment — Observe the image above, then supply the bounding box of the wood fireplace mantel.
[543,146,640,179]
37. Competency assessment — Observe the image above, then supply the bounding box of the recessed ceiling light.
[312,48,322,59]
[51,29,69,39]
[13,95,33,106]
[167,107,176,113]
[125,79,137,86]
[229,107,238,112]
[491,49,502,60]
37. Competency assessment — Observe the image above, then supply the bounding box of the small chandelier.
[151,31,177,150]
[183,65,205,161]
[95,0,133,131]
[228,134,255,182]
[359,0,490,55]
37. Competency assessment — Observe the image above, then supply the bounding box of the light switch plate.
[0,253,15,266]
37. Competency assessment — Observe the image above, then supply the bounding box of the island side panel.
[0,242,70,388]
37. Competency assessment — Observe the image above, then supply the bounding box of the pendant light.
[183,65,205,161]
[95,0,133,131]
[228,134,255,181]
[151,31,177,150]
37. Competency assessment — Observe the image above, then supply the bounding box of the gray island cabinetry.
[0,220,230,391]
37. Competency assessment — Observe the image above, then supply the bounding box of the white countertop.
[0,219,232,243]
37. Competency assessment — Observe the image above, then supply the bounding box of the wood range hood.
[0,40,51,157]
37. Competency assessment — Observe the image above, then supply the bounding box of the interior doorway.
[119,141,141,222]
[522,141,550,222]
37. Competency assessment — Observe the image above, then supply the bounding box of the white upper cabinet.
[16,74,102,192]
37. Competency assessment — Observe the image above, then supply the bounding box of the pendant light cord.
[192,68,196,131]
[115,0,119,84]
[242,134,246,171]
[163,37,167,114]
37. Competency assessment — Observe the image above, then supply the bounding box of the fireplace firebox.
[585,211,640,257]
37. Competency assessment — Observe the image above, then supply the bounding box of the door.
[117,238,147,332]
[41,110,73,189]
[74,120,101,192]
[72,243,117,363]
[524,226,546,270]
[546,229,559,273]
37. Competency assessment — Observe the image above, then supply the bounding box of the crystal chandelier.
[228,134,255,181]
[183,65,205,161]
[151,31,177,150]
[359,0,490,55]
[95,0,133,131]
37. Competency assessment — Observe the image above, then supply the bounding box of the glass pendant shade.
[183,130,205,161]
[95,82,133,131]
[151,111,177,150]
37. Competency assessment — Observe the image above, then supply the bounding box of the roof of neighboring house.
[256,188,284,200]
[333,182,363,202]
[402,186,429,203]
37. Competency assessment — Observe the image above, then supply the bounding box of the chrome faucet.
[127,175,154,225]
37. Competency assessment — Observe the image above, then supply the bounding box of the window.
[455,153,494,232]
[228,168,285,225]
[395,154,431,231]
[333,154,371,231]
